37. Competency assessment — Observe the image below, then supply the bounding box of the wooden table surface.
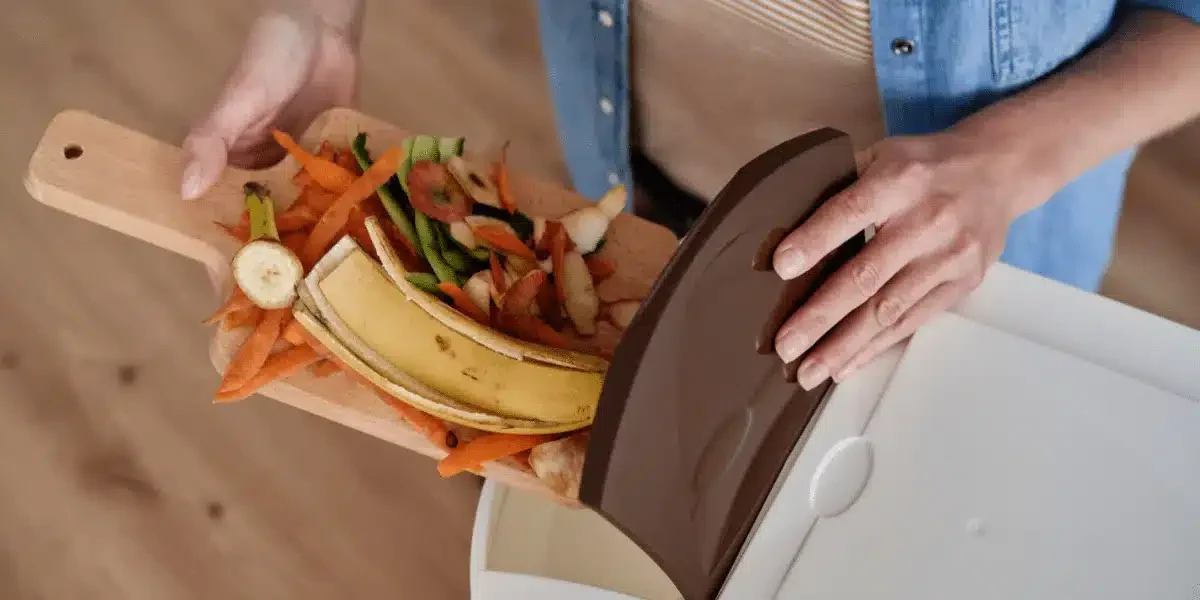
[0,1,1196,599]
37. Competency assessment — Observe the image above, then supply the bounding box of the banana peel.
[363,217,608,373]
[294,236,603,434]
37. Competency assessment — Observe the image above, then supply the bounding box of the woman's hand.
[181,5,359,200]
[772,132,1055,389]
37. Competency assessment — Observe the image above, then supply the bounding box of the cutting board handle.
[24,110,245,275]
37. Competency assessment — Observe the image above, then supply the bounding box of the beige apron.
[631,0,885,201]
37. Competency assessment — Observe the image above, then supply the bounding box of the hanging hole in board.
[63,144,83,160]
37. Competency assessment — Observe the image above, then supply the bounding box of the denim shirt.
[535,0,1200,292]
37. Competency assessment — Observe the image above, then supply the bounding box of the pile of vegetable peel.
[204,130,642,494]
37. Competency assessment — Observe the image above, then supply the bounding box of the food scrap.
[205,131,641,497]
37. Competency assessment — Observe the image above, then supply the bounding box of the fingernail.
[797,360,828,390]
[776,328,808,363]
[181,161,204,200]
[774,247,805,279]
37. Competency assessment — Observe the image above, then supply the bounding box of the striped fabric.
[631,0,882,201]
[708,0,873,62]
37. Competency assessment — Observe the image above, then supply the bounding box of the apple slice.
[559,250,600,335]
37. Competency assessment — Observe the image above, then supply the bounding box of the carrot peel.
[585,255,617,282]
[204,287,254,325]
[222,306,263,330]
[494,142,517,214]
[373,389,456,454]
[217,308,289,393]
[300,146,404,267]
[309,360,340,378]
[272,130,355,193]
[437,282,490,325]
[502,270,547,316]
[214,343,321,403]
[474,225,535,260]
[437,433,558,477]
[489,251,507,293]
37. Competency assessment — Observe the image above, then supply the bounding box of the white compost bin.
[470,265,1200,600]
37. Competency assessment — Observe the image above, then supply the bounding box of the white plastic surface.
[470,263,1200,600]
[472,481,681,600]
[774,314,1200,598]
[807,436,873,518]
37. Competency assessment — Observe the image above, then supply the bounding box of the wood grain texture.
[2,0,1198,599]
[2,2,560,599]
[26,107,676,503]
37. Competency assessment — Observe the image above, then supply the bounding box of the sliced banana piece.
[233,240,303,309]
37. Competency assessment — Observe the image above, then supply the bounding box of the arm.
[181,0,366,199]
[273,0,366,45]
[771,8,1200,389]
[957,8,1200,214]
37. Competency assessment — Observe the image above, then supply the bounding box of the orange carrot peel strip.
[535,278,566,330]
[501,313,571,349]
[214,344,322,403]
[437,282,490,325]
[272,130,356,193]
[309,360,341,378]
[585,255,616,282]
[281,318,308,346]
[293,187,338,213]
[494,142,518,214]
[216,221,248,243]
[217,308,289,393]
[223,306,263,330]
[300,146,404,267]
[537,220,572,255]
[333,149,362,175]
[276,204,320,232]
[502,270,547,316]
[372,389,456,454]
[489,251,507,293]
[281,231,309,256]
[474,225,536,261]
[437,433,559,477]
[204,287,254,325]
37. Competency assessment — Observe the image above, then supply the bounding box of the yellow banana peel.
[295,236,602,434]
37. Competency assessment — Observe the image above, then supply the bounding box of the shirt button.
[597,10,615,28]
[607,172,621,186]
[599,97,614,115]
[890,38,915,55]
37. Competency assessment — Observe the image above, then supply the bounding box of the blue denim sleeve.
[1123,0,1200,21]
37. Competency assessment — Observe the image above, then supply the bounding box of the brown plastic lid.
[579,129,865,600]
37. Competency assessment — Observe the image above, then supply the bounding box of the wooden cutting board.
[24,108,679,502]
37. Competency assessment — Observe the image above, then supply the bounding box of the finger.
[181,13,317,199]
[180,85,269,200]
[833,280,971,381]
[794,250,958,388]
[773,173,899,280]
[180,134,229,201]
[774,218,943,365]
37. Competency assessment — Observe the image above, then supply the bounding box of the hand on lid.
[771,131,1057,389]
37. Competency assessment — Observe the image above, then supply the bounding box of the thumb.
[180,131,229,201]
